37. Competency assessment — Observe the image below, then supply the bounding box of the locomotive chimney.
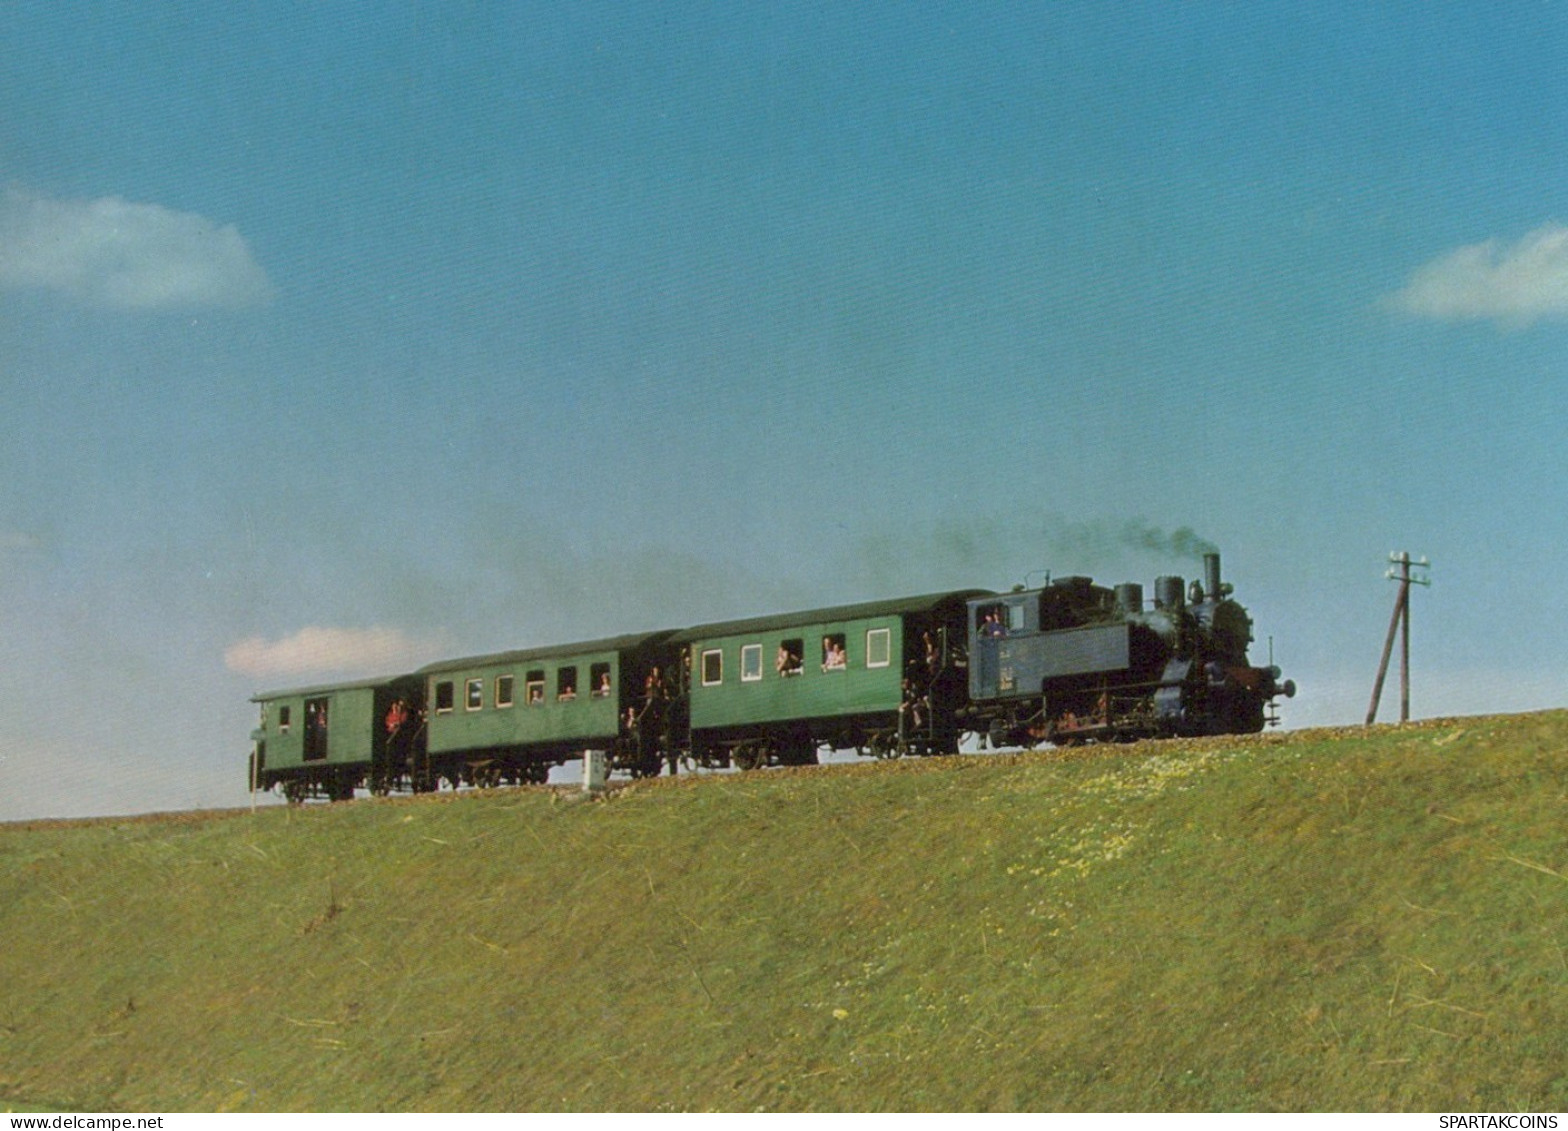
[1154,575,1185,610]
[1204,552,1222,603]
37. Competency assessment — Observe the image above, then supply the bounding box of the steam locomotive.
[966,551,1295,749]
[248,551,1294,802]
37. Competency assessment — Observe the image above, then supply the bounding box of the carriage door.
[303,697,330,761]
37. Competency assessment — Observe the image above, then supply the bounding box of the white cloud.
[224,626,437,681]
[1386,223,1568,327]
[0,186,274,310]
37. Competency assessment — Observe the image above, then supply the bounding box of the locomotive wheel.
[930,730,961,757]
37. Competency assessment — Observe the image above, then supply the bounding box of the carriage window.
[741,644,763,682]
[526,670,545,705]
[557,667,578,701]
[866,628,891,668]
[466,678,483,711]
[776,638,803,677]
[590,663,612,697]
[434,681,455,713]
[496,674,515,708]
[701,649,723,686]
[303,697,329,761]
[277,705,291,732]
[821,633,847,671]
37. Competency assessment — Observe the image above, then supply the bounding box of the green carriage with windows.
[250,673,424,803]
[671,590,989,769]
[417,630,681,785]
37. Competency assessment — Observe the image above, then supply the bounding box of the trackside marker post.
[583,749,607,793]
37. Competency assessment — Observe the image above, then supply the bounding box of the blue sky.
[3,3,1566,820]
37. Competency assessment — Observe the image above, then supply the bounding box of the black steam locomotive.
[965,551,1295,748]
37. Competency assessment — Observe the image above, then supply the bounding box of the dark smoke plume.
[1035,516,1219,564]
[839,514,1221,600]
[1117,520,1219,560]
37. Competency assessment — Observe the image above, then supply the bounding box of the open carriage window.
[821,633,847,671]
[590,663,612,697]
[466,678,483,711]
[557,666,578,701]
[526,670,545,705]
[434,681,455,714]
[277,705,291,732]
[776,638,803,677]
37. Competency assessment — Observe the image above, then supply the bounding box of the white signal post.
[1366,551,1431,726]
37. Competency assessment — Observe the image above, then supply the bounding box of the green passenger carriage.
[416,631,680,785]
[250,674,423,803]
[671,590,988,769]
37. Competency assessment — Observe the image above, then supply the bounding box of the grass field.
[2,711,1566,1111]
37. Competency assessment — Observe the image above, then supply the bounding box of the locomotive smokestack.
[1204,552,1222,603]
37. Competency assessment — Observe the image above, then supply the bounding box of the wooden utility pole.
[1366,551,1430,725]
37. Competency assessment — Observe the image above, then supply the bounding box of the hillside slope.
[3,712,1567,1111]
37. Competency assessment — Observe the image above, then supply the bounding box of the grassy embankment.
[2,711,1566,1111]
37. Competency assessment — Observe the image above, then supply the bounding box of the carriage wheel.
[779,737,817,766]
[628,749,662,779]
